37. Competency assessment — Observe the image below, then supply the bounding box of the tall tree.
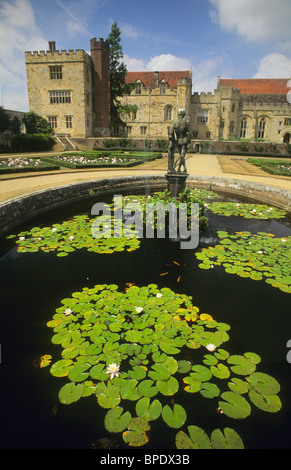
[23,111,53,134]
[107,22,137,132]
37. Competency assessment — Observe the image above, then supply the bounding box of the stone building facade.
[25,39,110,138]
[25,39,291,144]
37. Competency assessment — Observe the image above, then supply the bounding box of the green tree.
[23,111,53,134]
[107,22,137,132]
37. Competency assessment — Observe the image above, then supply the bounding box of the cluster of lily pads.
[8,215,141,257]
[196,231,291,293]
[206,202,286,219]
[43,283,281,449]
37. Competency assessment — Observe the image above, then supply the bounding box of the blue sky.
[1,0,291,111]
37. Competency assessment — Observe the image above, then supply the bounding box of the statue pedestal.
[166,172,189,198]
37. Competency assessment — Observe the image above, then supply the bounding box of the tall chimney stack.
[48,41,56,53]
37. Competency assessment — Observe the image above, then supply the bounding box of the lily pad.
[104,406,132,433]
[176,426,212,449]
[218,391,251,419]
[96,383,121,409]
[122,418,150,447]
[156,376,179,396]
[210,428,244,449]
[148,364,171,381]
[59,382,84,405]
[135,397,162,421]
[162,404,187,429]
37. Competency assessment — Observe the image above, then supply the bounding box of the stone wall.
[1,175,290,237]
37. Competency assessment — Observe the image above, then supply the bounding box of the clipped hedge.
[247,158,291,177]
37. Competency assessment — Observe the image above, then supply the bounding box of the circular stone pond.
[0,184,291,450]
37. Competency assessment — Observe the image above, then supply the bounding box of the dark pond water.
[0,190,291,449]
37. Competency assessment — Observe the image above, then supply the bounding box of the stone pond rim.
[0,174,291,236]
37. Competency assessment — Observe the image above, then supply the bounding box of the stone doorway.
[283,132,290,144]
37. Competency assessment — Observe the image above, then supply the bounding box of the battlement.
[90,37,109,50]
[25,41,91,65]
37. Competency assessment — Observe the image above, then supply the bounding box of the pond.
[0,187,290,450]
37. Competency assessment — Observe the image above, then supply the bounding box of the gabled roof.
[220,78,290,95]
[125,71,191,89]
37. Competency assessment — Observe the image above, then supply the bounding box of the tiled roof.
[125,71,191,89]
[220,78,290,95]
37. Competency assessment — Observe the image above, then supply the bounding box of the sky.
[0,0,291,111]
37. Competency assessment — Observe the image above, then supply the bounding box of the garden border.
[0,175,290,236]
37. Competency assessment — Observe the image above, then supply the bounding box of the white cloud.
[210,0,291,43]
[0,0,47,111]
[120,23,140,39]
[253,53,291,78]
[124,53,192,72]
[123,55,146,71]
[146,54,192,72]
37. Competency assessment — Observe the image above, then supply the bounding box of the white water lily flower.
[19,237,25,241]
[281,239,287,243]
[64,308,73,316]
[52,228,57,233]
[156,293,163,298]
[69,236,74,241]
[206,343,216,352]
[106,363,120,380]
[135,307,143,313]
[257,250,263,254]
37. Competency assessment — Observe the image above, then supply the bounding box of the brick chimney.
[90,37,110,136]
[48,41,56,53]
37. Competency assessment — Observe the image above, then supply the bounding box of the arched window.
[258,118,266,139]
[240,118,247,138]
[165,105,172,121]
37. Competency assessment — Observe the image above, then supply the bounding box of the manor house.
[25,39,291,144]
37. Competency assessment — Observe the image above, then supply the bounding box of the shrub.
[103,139,117,148]
[11,133,55,152]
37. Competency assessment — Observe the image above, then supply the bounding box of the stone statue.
[168,108,190,174]
[167,124,175,173]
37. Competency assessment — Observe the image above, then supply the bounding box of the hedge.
[10,133,55,152]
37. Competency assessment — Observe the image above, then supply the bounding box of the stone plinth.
[166,173,189,198]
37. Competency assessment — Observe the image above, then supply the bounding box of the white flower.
[257,250,263,254]
[206,343,216,352]
[52,228,57,233]
[64,308,73,316]
[281,239,287,243]
[106,363,120,380]
[19,236,25,241]
[69,236,74,241]
[156,293,163,298]
[135,307,143,313]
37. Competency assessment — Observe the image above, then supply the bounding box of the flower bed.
[42,151,162,169]
[0,157,59,174]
